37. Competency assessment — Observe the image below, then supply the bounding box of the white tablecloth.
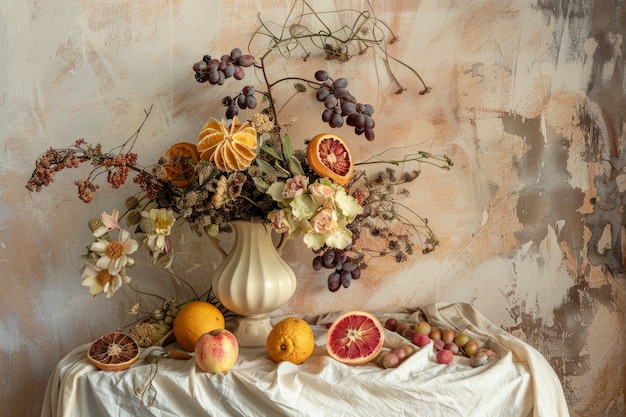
[41,302,570,417]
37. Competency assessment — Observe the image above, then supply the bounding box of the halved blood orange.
[325,310,384,366]
[306,133,354,185]
[87,332,140,371]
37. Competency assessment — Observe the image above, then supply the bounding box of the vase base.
[233,314,272,348]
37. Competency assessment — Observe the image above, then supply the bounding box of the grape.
[245,95,257,109]
[382,352,400,369]
[333,87,349,99]
[238,55,255,67]
[345,114,356,126]
[220,54,232,63]
[330,113,344,128]
[324,95,338,109]
[364,129,375,141]
[354,113,366,130]
[230,48,243,60]
[342,262,357,272]
[328,272,341,292]
[233,66,245,80]
[316,87,331,102]
[237,94,247,109]
[341,101,357,115]
[334,250,347,263]
[216,71,225,85]
[208,72,220,84]
[351,267,361,279]
[312,256,323,271]
[315,70,329,81]
[333,78,348,89]
[364,115,375,129]
[206,59,219,71]
[384,318,398,331]
[322,249,335,265]
[322,108,333,123]
[242,85,255,96]
[226,105,238,119]
[469,352,489,368]
[340,270,352,288]
[362,104,374,115]
[193,61,208,72]
[218,61,227,71]
[223,62,235,78]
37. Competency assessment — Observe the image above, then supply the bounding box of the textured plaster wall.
[1,1,624,416]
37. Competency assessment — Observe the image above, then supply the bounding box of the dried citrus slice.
[165,141,200,161]
[162,142,200,187]
[306,133,354,185]
[325,310,384,366]
[197,116,257,172]
[266,317,315,364]
[87,332,140,371]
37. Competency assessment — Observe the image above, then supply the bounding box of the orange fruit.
[325,310,384,366]
[266,317,315,364]
[87,332,140,371]
[306,133,354,185]
[173,301,225,351]
[197,116,257,172]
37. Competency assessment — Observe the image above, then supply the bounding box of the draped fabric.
[42,302,570,417]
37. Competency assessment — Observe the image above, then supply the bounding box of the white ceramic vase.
[211,221,297,347]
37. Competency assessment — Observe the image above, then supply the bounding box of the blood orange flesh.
[87,332,140,371]
[306,133,354,185]
[325,311,384,365]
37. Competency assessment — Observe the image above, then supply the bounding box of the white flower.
[80,260,131,298]
[308,182,336,205]
[93,209,121,238]
[90,229,138,276]
[310,208,338,234]
[142,208,175,255]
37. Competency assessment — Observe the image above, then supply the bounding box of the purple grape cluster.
[224,86,257,119]
[193,48,255,85]
[312,203,372,292]
[312,247,362,292]
[314,70,376,141]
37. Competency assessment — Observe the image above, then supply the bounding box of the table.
[41,302,570,417]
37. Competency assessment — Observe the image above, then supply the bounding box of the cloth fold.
[41,303,570,417]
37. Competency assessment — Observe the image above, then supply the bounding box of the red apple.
[194,328,239,373]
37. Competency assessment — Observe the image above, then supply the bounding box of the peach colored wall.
[2,1,624,416]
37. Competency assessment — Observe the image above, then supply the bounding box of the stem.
[127,283,168,302]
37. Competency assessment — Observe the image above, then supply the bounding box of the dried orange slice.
[306,133,354,185]
[166,141,200,161]
[87,332,140,371]
[325,311,384,366]
[162,142,200,187]
[197,116,257,172]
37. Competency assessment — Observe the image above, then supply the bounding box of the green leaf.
[256,159,288,178]
[282,133,293,161]
[289,156,305,176]
[261,144,283,161]
[252,176,270,193]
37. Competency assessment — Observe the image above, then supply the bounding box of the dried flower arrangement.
[26,1,452,310]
